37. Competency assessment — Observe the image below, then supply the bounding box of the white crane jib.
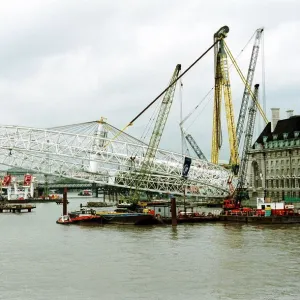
[236,28,264,149]
[89,117,108,173]
[139,64,182,174]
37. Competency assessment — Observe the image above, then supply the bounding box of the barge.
[219,214,300,224]
[160,211,220,224]
[96,208,159,225]
[220,197,300,224]
[142,200,220,224]
[56,207,159,225]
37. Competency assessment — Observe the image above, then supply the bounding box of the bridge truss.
[0,121,234,198]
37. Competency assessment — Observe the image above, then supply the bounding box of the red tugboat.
[56,208,103,225]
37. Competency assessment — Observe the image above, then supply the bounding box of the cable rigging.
[103,40,219,149]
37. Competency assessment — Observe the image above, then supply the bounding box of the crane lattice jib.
[236,28,263,148]
[237,84,259,189]
[211,27,229,165]
[140,64,181,174]
[211,28,239,170]
[219,40,239,167]
[185,134,207,161]
[211,52,223,164]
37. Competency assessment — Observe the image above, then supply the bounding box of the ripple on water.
[0,199,300,300]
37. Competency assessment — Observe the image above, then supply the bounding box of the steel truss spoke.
[0,124,233,198]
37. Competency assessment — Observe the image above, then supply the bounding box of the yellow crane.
[211,26,239,175]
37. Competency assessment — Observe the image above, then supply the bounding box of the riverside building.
[247,109,300,204]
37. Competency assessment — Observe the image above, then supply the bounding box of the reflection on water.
[0,196,299,300]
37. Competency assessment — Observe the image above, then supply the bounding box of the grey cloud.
[0,0,299,162]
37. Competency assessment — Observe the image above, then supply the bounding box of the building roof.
[253,115,300,147]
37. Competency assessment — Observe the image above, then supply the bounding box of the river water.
[0,195,299,300]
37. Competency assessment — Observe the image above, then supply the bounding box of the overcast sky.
[0,0,299,161]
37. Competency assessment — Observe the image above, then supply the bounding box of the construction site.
[0,25,299,223]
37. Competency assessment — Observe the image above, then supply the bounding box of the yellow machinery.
[211,26,239,174]
[211,26,268,177]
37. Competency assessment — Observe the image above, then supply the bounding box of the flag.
[182,157,192,178]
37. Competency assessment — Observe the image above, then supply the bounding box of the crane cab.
[223,198,240,210]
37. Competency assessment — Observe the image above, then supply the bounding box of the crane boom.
[236,28,264,148]
[211,51,223,164]
[237,84,260,189]
[211,26,239,174]
[185,134,207,161]
[140,64,181,173]
[220,39,239,170]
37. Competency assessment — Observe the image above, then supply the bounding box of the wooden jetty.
[0,203,36,213]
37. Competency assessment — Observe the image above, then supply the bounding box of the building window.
[252,161,262,188]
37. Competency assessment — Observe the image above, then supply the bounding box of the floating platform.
[0,204,36,213]
[55,200,69,205]
[86,201,109,208]
[219,215,300,224]
[57,211,159,226]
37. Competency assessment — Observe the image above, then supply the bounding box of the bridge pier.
[91,183,99,198]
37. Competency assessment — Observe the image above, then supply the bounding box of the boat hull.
[97,213,159,225]
[161,216,220,224]
[56,215,103,225]
[219,215,300,224]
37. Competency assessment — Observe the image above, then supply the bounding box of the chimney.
[286,110,294,118]
[271,108,280,132]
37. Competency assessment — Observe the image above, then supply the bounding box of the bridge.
[0,120,233,199]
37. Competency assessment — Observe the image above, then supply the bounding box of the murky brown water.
[1,195,299,300]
